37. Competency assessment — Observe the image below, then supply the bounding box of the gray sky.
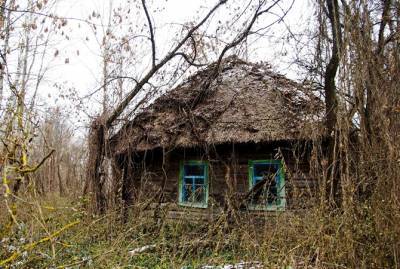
[33,0,314,132]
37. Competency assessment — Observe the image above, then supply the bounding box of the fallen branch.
[0,220,80,266]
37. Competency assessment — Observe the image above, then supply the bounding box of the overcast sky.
[33,0,314,133]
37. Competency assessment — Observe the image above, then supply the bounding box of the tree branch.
[376,0,392,55]
[191,0,282,108]
[141,0,156,68]
[19,149,55,174]
[105,0,228,128]
[173,52,206,67]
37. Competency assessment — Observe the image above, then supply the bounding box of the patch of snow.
[128,244,157,256]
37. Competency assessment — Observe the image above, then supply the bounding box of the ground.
[0,194,397,268]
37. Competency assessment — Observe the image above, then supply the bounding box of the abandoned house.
[110,55,323,219]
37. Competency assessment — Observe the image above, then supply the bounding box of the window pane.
[254,163,278,178]
[266,180,278,204]
[183,184,192,202]
[183,177,193,185]
[194,177,204,185]
[184,164,204,176]
[193,185,205,203]
[251,182,278,205]
[183,184,206,203]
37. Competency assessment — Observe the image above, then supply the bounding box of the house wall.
[118,141,318,219]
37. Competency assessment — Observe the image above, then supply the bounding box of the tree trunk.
[86,118,108,214]
[57,164,64,196]
[323,0,342,207]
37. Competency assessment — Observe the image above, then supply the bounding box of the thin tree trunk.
[0,0,13,105]
[324,0,342,207]
[57,164,64,196]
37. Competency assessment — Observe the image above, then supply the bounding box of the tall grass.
[1,186,399,268]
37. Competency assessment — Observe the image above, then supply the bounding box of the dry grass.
[1,190,399,268]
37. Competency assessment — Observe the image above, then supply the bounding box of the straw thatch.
[111,55,323,154]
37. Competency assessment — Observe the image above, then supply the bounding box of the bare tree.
[31,107,86,197]
[0,0,70,236]
[314,0,399,209]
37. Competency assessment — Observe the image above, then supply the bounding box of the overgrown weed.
[1,192,399,268]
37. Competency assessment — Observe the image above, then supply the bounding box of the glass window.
[248,160,285,210]
[179,161,208,207]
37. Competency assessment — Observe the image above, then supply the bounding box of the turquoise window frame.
[248,159,286,211]
[178,160,209,208]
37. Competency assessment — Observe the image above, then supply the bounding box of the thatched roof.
[111,55,323,154]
